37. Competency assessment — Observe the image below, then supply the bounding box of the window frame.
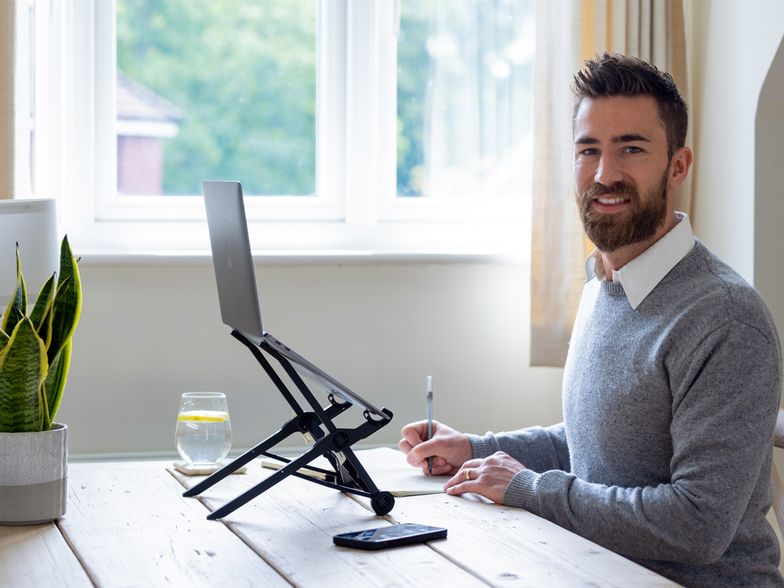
[29,0,529,257]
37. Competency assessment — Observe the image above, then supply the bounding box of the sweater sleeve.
[467,423,570,473]
[504,322,781,565]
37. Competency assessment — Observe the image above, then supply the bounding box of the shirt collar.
[584,212,695,309]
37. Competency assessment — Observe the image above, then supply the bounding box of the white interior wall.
[60,260,563,456]
[755,38,784,349]
[687,0,784,282]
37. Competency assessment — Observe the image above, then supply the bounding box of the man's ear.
[669,146,693,189]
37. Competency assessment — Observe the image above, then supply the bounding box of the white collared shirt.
[584,212,696,309]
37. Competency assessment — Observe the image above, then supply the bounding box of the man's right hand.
[398,420,472,476]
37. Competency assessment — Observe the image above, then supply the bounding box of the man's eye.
[579,148,598,156]
[624,146,643,154]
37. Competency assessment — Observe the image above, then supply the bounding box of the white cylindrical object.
[0,198,59,302]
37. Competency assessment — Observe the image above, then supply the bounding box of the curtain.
[530,0,690,367]
[0,0,15,199]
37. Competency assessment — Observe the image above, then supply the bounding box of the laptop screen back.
[203,181,264,344]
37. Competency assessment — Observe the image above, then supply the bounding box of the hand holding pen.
[398,378,472,476]
[399,419,472,477]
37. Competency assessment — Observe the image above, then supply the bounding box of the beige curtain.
[530,0,691,367]
[0,0,15,200]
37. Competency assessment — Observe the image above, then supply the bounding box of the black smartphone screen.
[333,523,447,550]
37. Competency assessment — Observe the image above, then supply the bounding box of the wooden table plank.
[0,523,92,587]
[172,465,488,587]
[62,463,288,587]
[372,492,679,587]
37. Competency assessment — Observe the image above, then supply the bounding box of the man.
[399,53,783,587]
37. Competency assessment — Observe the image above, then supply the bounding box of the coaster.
[173,461,247,476]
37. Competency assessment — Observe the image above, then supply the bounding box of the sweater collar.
[584,212,696,309]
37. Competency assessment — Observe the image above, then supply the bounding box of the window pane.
[397,0,534,198]
[116,0,316,196]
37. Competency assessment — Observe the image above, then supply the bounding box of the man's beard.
[578,170,669,253]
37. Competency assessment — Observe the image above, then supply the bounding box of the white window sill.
[76,249,527,267]
[68,218,531,266]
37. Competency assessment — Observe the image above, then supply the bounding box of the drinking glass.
[175,392,232,465]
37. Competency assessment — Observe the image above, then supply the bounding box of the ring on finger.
[465,468,473,481]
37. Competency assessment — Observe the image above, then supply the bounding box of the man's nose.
[594,154,623,186]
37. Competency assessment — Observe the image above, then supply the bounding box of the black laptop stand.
[183,330,395,520]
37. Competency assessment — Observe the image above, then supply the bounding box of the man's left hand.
[444,451,526,504]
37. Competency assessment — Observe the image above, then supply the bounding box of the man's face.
[573,95,674,253]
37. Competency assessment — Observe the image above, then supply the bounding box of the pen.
[426,375,433,475]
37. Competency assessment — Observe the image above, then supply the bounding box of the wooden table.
[1,459,677,587]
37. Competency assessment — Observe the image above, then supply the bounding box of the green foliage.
[30,273,56,344]
[115,1,445,199]
[117,2,531,200]
[116,0,317,195]
[397,7,430,197]
[0,238,82,432]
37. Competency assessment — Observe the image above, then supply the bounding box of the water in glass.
[175,392,232,465]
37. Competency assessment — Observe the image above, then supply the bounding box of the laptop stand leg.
[208,436,337,519]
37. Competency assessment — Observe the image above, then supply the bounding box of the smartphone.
[333,523,447,550]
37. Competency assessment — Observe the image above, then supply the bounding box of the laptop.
[202,180,386,418]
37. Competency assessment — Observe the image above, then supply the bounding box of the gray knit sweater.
[470,241,783,587]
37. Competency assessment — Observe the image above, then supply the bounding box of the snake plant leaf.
[42,340,71,428]
[37,305,54,349]
[30,272,56,332]
[0,317,48,432]
[32,275,58,350]
[47,276,72,364]
[47,237,82,365]
[0,327,8,350]
[1,246,28,335]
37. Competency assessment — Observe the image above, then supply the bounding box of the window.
[396,1,534,200]
[115,1,317,198]
[26,0,533,256]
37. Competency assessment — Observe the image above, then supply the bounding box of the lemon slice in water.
[177,410,230,423]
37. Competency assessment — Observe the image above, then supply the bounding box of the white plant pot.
[0,423,68,524]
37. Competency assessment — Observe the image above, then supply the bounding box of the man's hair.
[572,52,688,158]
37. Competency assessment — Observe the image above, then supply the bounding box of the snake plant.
[0,236,82,432]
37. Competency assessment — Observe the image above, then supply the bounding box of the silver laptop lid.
[203,181,264,345]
